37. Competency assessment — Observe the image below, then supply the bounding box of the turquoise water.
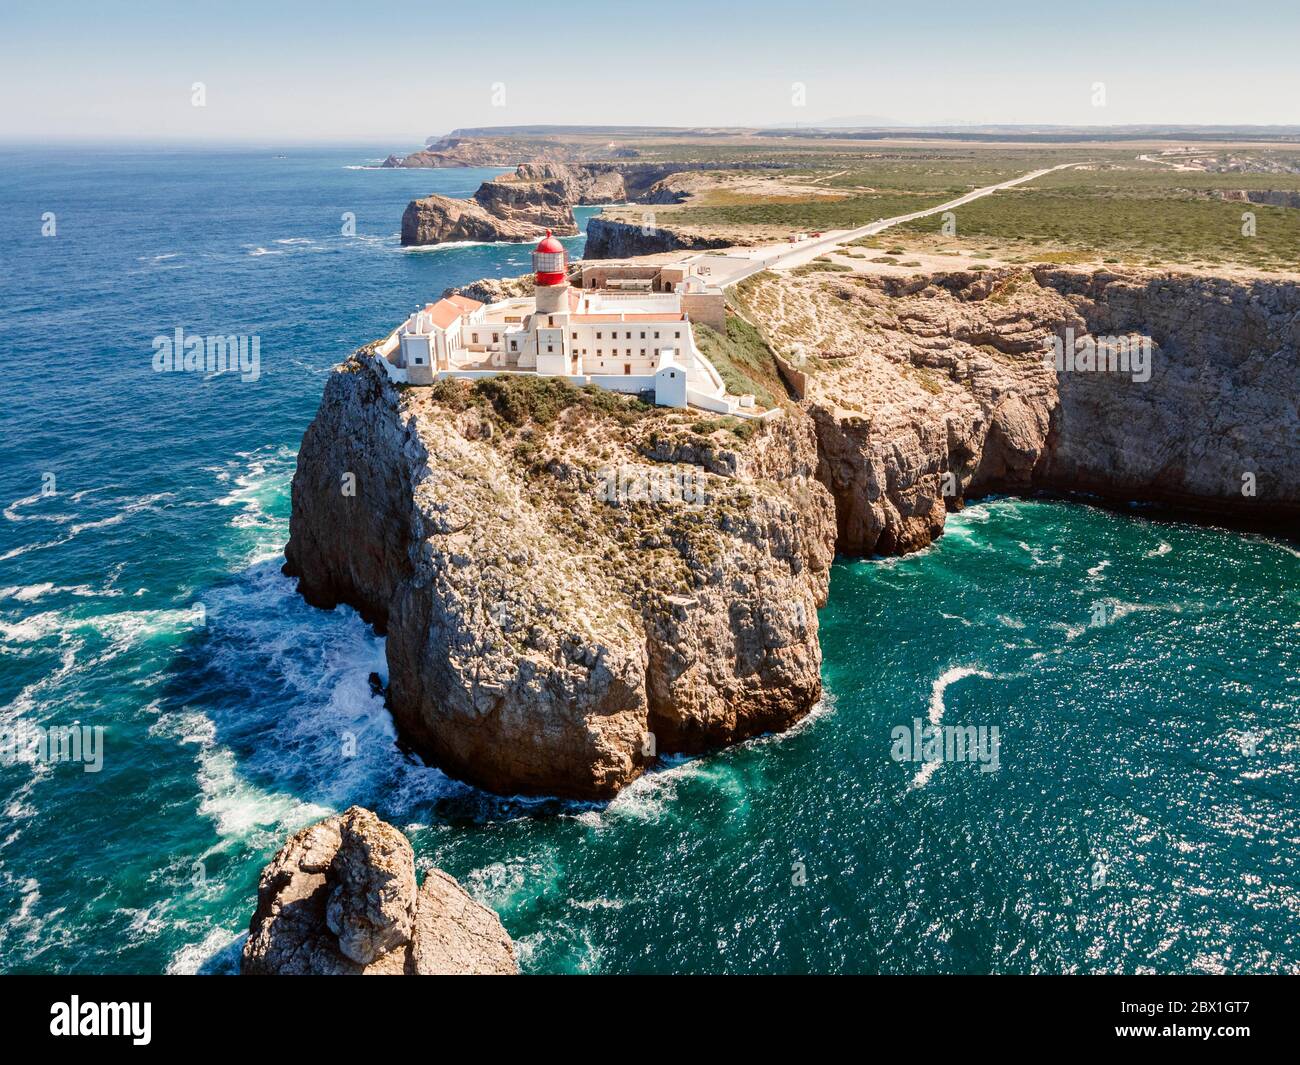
[1,149,1296,974]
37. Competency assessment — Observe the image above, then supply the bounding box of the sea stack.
[242,807,518,975]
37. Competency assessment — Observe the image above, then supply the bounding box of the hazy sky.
[4,0,1298,143]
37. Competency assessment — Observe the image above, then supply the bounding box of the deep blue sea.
[1,146,1296,974]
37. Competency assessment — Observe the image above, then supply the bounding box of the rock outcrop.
[583,217,736,258]
[740,265,1299,554]
[1217,189,1300,209]
[242,806,517,975]
[401,192,576,247]
[285,263,1296,802]
[400,161,776,247]
[285,364,835,799]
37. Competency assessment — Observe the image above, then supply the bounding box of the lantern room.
[532,229,567,286]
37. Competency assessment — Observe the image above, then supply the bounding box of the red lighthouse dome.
[532,229,567,287]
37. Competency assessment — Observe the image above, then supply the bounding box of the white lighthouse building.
[376,231,757,415]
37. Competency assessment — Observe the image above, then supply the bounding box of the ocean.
[0,146,1295,974]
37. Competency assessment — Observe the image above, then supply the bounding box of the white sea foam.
[3,492,74,524]
[1087,559,1111,578]
[0,581,123,603]
[0,493,174,562]
[1146,542,1172,558]
[166,928,244,975]
[401,237,536,252]
[912,666,998,789]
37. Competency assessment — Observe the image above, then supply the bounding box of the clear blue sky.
[4,0,1297,142]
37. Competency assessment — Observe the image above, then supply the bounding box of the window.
[654,331,660,339]
[674,331,681,339]
[471,333,478,343]
[596,332,602,339]
[547,345,553,353]
[571,332,577,340]
[640,332,646,339]
[597,349,602,356]
[492,333,498,343]
[625,331,632,339]
[548,315,554,326]
[625,349,631,356]
[623,364,631,375]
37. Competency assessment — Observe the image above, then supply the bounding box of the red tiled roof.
[422,295,483,329]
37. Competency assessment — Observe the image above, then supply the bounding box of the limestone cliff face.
[285,367,835,799]
[1031,269,1300,513]
[242,806,516,975]
[584,217,735,259]
[401,161,771,248]
[742,266,1299,555]
[400,192,576,247]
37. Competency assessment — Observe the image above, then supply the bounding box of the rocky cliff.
[285,367,835,799]
[242,806,517,975]
[400,161,771,247]
[285,265,1296,801]
[739,266,1299,553]
[583,217,737,258]
[401,192,576,247]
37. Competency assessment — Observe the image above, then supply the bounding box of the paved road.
[688,161,1088,288]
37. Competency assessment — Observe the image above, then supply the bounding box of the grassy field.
[895,162,1300,270]
[670,190,948,231]
[565,134,1300,272]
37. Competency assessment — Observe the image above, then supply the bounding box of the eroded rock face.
[286,264,1295,801]
[1030,269,1300,513]
[400,161,774,248]
[242,807,516,975]
[409,870,521,976]
[325,809,416,964]
[285,367,835,799]
[583,217,735,259]
[742,266,1299,555]
[400,192,576,247]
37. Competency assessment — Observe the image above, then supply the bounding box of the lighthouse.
[532,229,569,315]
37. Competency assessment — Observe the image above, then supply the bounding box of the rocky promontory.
[401,191,576,246]
[284,263,1297,802]
[242,806,517,975]
[400,161,772,247]
[285,357,835,799]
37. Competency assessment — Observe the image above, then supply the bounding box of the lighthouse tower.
[532,229,569,315]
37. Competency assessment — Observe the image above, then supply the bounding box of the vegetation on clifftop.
[426,374,657,429]
[692,315,789,410]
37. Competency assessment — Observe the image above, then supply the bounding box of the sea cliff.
[285,365,835,799]
[741,266,1299,553]
[400,161,772,248]
[284,267,1298,800]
